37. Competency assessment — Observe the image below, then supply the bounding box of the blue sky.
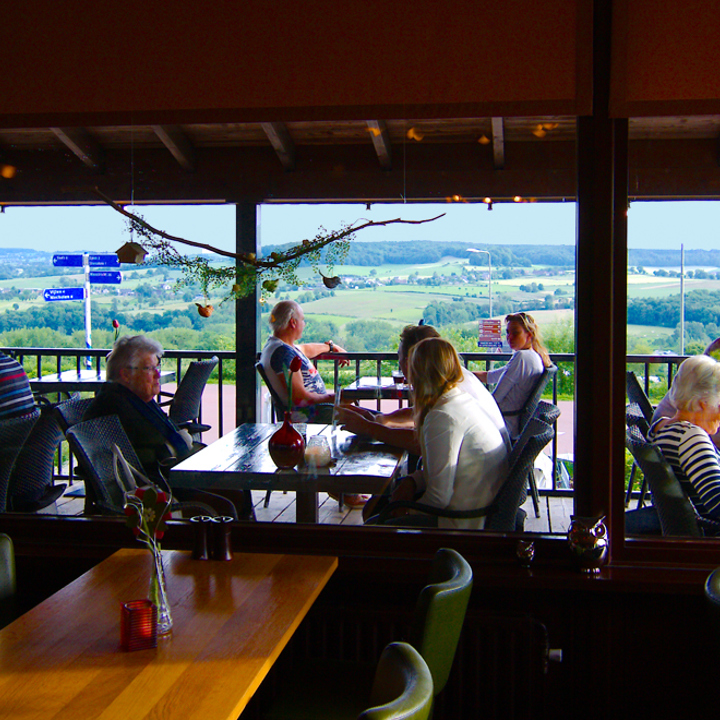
[0,200,718,254]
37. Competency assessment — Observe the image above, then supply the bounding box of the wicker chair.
[66,414,225,518]
[7,398,69,512]
[625,424,720,537]
[502,365,558,517]
[159,357,218,440]
[0,408,40,513]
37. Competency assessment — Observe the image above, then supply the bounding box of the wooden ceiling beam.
[261,122,295,171]
[151,125,196,172]
[491,117,505,170]
[366,120,392,171]
[50,127,104,171]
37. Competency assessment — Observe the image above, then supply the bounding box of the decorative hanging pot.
[268,412,305,469]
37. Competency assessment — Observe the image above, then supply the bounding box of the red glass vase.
[268,412,305,468]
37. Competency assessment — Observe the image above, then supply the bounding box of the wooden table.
[29,368,176,394]
[171,422,407,523]
[0,548,337,720]
[342,376,409,401]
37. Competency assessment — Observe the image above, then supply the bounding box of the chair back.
[626,371,654,424]
[625,425,702,537]
[359,642,434,720]
[66,415,143,514]
[256,361,286,421]
[705,568,720,640]
[626,402,650,438]
[0,408,40,512]
[0,533,16,603]
[167,356,218,426]
[7,400,66,511]
[0,533,17,629]
[506,364,557,438]
[486,417,555,531]
[54,395,94,433]
[411,548,473,697]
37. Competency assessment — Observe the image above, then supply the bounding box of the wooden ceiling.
[1,115,719,204]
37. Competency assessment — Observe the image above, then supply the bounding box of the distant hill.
[628,248,720,267]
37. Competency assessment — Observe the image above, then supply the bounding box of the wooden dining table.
[0,548,337,720]
[171,422,407,523]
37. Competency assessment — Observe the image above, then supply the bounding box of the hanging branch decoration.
[92,187,444,304]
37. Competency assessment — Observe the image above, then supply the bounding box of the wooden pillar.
[573,1,628,550]
[235,202,260,425]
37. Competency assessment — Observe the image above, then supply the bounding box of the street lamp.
[467,248,492,318]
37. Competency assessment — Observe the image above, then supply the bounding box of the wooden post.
[574,1,628,554]
[235,202,260,425]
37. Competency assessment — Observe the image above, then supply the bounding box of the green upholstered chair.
[705,567,720,640]
[261,548,471,720]
[410,548,473,697]
[0,533,17,629]
[358,642,433,720]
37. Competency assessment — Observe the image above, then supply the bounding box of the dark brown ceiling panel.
[0,1,591,127]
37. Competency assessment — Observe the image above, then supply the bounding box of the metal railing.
[4,346,573,492]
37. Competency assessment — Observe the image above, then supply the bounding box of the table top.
[171,422,406,497]
[342,376,409,400]
[29,368,176,393]
[0,548,337,720]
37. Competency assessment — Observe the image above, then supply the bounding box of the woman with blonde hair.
[474,312,551,438]
[648,354,720,521]
[380,337,509,530]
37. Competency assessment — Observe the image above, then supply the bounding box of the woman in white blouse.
[384,337,509,530]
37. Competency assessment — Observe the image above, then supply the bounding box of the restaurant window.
[624,115,720,544]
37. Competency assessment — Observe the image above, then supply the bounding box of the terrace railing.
[4,346,575,492]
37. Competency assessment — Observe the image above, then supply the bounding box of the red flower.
[289,356,302,373]
[112,319,120,329]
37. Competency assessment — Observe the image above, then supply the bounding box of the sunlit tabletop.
[0,548,337,720]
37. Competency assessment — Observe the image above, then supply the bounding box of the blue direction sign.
[43,287,85,302]
[89,271,122,284]
[53,253,120,267]
[88,254,120,267]
[53,254,83,267]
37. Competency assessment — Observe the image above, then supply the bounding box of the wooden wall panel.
[611,0,720,116]
[1,1,591,126]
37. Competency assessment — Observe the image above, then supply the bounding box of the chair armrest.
[177,420,211,434]
[376,500,491,524]
[157,390,174,407]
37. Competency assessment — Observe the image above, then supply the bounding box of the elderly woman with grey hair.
[85,335,252,519]
[648,354,720,520]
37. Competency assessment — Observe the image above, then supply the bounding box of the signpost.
[46,253,123,368]
[478,319,502,350]
[43,287,85,302]
[88,271,122,284]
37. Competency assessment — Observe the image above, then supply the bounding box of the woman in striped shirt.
[648,354,720,520]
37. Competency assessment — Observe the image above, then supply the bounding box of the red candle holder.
[120,599,157,651]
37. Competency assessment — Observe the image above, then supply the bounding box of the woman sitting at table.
[84,335,251,519]
[648,354,720,522]
[371,337,509,530]
[473,312,551,439]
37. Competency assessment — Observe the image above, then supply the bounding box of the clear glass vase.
[149,544,173,635]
